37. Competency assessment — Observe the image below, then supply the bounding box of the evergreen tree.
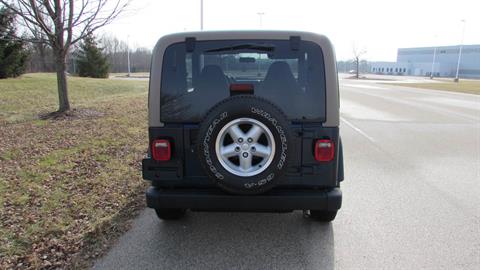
[76,33,109,78]
[0,7,28,79]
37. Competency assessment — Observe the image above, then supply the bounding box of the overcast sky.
[101,0,479,61]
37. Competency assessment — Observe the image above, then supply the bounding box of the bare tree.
[99,35,151,73]
[352,44,366,79]
[31,27,50,71]
[0,0,128,113]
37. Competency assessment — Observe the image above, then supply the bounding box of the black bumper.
[146,187,342,211]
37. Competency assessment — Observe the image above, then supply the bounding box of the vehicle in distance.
[142,31,344,222]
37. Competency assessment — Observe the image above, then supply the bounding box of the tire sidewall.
[198,96,290,194]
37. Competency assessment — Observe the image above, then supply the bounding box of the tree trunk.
[55,52,70,112]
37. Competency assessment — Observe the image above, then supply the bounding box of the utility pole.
[454,19,466,82]
[127,35,131,77]
[257,12,265,28]
[430,47,437,79]
[200,0,204,30]
[73,58,76,74]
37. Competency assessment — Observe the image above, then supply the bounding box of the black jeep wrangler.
[143,31,343,222]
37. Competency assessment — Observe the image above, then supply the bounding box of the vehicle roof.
[154,30,329,43]
[148,30,339,127]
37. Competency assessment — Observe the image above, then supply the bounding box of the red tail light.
[315,139,334,162]
[152,139,171,161]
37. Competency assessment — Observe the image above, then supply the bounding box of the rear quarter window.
[160,39,326,123]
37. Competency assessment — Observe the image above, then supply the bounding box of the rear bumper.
[146,187,342,211]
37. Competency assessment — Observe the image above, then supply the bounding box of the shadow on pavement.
[93,209,334,270]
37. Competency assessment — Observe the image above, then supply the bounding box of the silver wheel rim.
[215,118,276,177]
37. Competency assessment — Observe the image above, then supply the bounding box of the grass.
[0,73,149,269]
[0,73,147,123]
[384,79,480,95]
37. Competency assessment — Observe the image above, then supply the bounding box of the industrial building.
[371,44,480,78]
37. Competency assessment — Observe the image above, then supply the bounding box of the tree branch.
[70,0,129,45]
[63,0,74,50]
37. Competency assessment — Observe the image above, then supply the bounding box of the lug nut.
[242,152,249,158]
[251,146,256,152]
[247,138,253,143]
[238,138,244,143]
[235,146,240,152]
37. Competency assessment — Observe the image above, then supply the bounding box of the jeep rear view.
[142,31,344,221]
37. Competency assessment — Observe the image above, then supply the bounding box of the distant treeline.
[26,40,370,75]
[26,34,152,74]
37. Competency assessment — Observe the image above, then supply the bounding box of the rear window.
[160,39,326,123]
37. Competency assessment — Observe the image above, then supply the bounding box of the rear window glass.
[160,39,326,122]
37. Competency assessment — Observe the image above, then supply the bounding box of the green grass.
[0,73,148,268]
[0,73,147,123]
[384,79,480,95]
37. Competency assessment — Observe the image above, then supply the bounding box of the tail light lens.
[152,139,171,161]
[315,139,334,162]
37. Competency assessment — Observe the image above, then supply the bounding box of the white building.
[370,62,408,75]
[370,44,480,78]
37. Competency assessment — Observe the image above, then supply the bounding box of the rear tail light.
[152,139,171,161]
[315,139,334,162]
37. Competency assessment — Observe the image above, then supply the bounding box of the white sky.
[101,0,480,61]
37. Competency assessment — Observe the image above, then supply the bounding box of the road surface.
[93,79,480,269]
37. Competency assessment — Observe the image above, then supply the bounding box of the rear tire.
[154,208,186,220]
[308,210,337,222]
[196,95,291,195]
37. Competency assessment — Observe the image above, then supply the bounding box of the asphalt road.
[93,79,480,269]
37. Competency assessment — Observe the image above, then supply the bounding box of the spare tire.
[197,95,291,195]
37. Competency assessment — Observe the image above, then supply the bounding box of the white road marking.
[340,116,376,143]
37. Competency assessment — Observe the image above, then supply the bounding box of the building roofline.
[398,44,480,50]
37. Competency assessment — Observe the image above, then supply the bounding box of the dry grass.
[0,73,149,269]
[384,79,480,95]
